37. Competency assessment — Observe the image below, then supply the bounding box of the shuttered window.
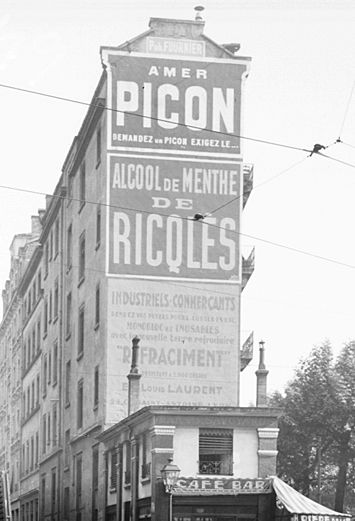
[199,429,233,475]
[199,429,233,454]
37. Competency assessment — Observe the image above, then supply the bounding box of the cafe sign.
[173,477,272,496]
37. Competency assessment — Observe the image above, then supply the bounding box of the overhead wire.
[0,153,355,272]
[207,156,308,216]
[337,79,355,139]
[0,82,312,153]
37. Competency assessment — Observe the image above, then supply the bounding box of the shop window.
[199,428,233,475]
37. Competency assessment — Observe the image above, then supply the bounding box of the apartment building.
[0,13,256,521]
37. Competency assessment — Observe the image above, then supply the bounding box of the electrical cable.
[338,79,355,139]
[337,140,355,150]
[316,152,355,169]
[208,156,307,216]
[0,157,355,272]
[0,82,312,153]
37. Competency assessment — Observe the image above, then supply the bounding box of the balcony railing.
[198,460,233,475]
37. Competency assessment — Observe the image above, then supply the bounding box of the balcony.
[243,163,254,208]
[242,247,255,291]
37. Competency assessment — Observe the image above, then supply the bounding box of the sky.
[0,0,355,405]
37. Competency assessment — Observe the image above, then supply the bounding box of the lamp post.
[161,458,181,521]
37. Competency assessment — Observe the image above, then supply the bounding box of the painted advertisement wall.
[102,39,247,422]
[101,51,248,156]
[107,155,241,282]
[106,278,240,422]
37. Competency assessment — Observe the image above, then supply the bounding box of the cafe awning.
[272,476,351,520]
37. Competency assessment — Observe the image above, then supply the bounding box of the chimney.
[127,336,142,416]
[255,340,269,407]
[31,215,42,237]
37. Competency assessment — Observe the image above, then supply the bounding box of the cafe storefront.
[171,477,274,521]
[168,477,351,521]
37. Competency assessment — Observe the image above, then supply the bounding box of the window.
[38,271,42,296]
[77,379,83,429]
[78,306,84,357]
[43,355,47,396]
[66,292,72,337]
[54,278,59,320]
[75,454,83,511]
[36,375,40,406]
[78,232,85,282]
[79,161,86,210]
[48,349,52,384]
[37,320,41,351]
[199,428,233,475]
[31,380,35,410]
[94,366,99,408]
[52,403,57,446]
[141,432,150,479]
[27,338,31,367]
[96,205,101,248]
[41,475,46,516]
[68,175,73,201]
[32,329,36,358]
[47,412,51,447]
[92,445,99,492]
[95,284,100,328]
[64,487,70,520]
[49,290,52,323]
[124,442,131,485]
[65,361,71,406]
[92,445,99,521]
[44,243,49,277]
[27,387,30,415]
[35,432,39,466]
[44,299,48,336]
[42,415,47,454]
[111,450,118,489]
[67,224,73,271]
[54,219,59,257]
[96,126,101,165]
[51,468,56,517]
[53,341,58,386]
[64,429,70,467]
[30,436,34,471]
[49,230,53,261]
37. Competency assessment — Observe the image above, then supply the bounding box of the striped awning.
[272,477,351,520]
